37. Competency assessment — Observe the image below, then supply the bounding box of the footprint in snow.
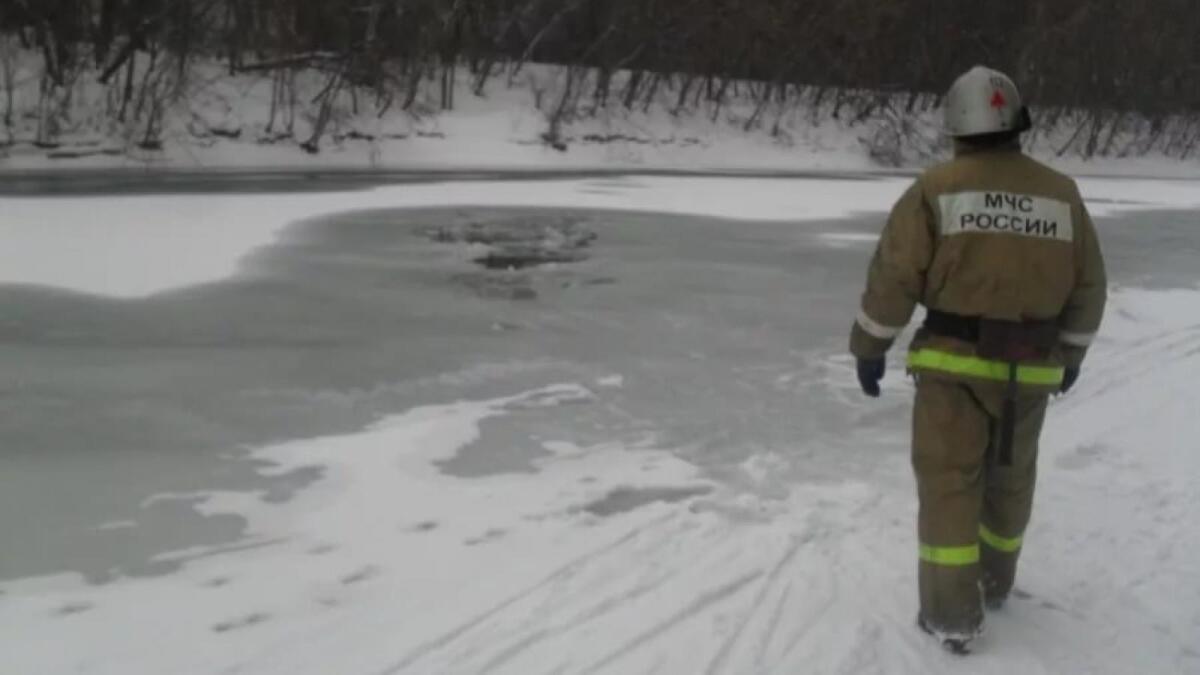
[341,565,380,585]
[308,544,337,556]
[202,576,232,588]
[464,528,507,546]
[1054,443,1107,470]
[54,601,95,617]
[1011,590,1073,615]
[316,595,342,609]
[212,612,270,633]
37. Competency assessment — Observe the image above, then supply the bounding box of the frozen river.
[1,172,1198,674]
[0,184,892,583]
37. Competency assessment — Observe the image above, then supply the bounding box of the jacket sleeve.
[1058,194,1107,368]
[849,180,936,359]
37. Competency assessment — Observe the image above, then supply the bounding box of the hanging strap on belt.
[998,363,1018,466]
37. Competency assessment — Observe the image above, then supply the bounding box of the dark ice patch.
[474,249,586,270]
[421,214,597,271]
[581,485,714,517]
[450,272,539,301]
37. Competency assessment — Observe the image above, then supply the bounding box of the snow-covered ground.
[1,173,1198,674]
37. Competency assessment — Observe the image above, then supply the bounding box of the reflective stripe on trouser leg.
[913,377,988,634]
[980,392,1048,600]
[979,525,1022,553]
[979,525,1023,600]
[920,543,980,565]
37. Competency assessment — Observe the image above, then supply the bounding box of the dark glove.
[1059,367,1080,394]
[856,358,885,398]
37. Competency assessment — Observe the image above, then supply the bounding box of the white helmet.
[944,65,1031,137]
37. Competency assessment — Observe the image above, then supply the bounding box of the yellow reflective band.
[919,543,980,566]
[907,349,1064,386]
[979,525,1023,553]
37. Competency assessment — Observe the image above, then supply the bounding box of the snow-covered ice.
[1,173,1198,674]
[2,173,1199,296]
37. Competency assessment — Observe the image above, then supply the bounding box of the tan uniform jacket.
[850,145,1107,389]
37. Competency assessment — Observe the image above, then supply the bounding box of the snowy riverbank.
[4,56,1200,180]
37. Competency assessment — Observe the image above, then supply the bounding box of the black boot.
[981,572,1008,610]
[917,613,974,655]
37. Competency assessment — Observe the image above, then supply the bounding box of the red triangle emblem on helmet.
[990,90,1007,109]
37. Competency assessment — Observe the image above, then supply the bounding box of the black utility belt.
[923,309,1057,362]
[923,308,1060,467]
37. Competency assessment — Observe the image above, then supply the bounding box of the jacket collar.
[953,138,1023,157]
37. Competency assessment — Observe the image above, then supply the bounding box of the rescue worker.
[849,65,1107,653]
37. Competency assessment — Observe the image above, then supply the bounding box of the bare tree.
[1,0,1198,158]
